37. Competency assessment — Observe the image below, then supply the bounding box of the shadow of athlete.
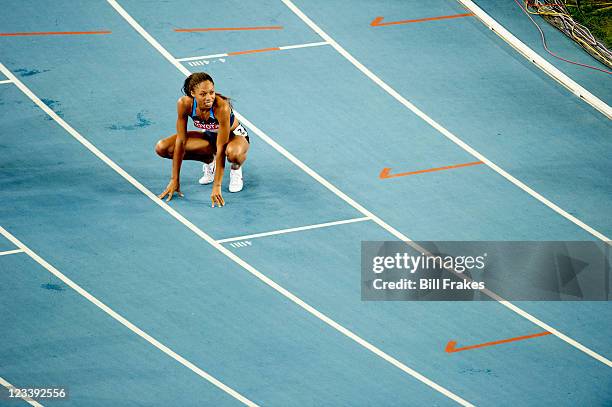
[155,72,250,207]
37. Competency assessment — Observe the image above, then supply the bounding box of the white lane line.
[457,0,611,119]
[0,249,24,256]
[280,0,612,367]
[0,376,44,407]
[217,217,371,243]
[241,109,612,368]
[0,79,12,84]
[280,0,611,245]
[105,0,612,369]
[35,4,472,405]
[280,41,328,50]
[1,69,474,407]
[178,53,228,62]
[176,41,329,62]
[0,225,257,407]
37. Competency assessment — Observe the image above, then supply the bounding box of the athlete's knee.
[225,144,239,161]
[225,146,246,163]
[155,139,172,158]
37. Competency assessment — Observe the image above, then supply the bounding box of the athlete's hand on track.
[211,185,225,207]
[159,179,184,202]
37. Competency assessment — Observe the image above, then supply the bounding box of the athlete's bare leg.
[155,131,215,163]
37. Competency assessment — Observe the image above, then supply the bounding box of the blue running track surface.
[1,1,610,406]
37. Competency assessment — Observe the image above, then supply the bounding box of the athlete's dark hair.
[182,72,232,108]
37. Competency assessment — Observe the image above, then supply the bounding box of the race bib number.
[233,124,248,137]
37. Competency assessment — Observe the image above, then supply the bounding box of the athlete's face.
[192,80,215,109]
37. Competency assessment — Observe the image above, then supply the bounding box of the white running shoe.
[229,167,243,193]
[198,160,216,185]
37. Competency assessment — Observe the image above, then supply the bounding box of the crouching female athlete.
[156,72,250,207]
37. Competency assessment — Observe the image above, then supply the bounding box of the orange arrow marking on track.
[446,331,552,353]
[379,161,483,179]
[371,13,474,27]
[228,47,281,56]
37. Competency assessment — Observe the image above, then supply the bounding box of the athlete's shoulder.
[214,96,231,115]
[215,95,230,109]
[177,96,193,114]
